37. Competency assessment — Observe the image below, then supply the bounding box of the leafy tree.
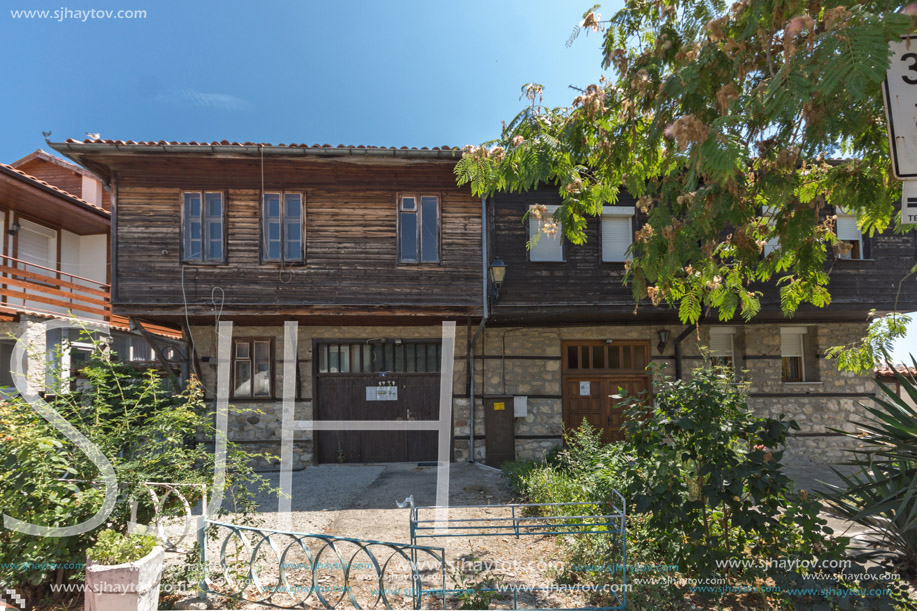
[456,1,917,326]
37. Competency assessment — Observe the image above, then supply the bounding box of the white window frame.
[761,205,779,256]
[528,204,563,262]
[600,206,635,263]
[835,210,863,260]
[780,327,808,382]
[709,327,736,369]
[182,191,225,263]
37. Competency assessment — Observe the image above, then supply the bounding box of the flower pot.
[84,546,164,611]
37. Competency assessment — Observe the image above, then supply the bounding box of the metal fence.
[199,520,447,610]
[410,497,627,610]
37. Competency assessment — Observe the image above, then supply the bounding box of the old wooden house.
[52,138,917,466]
[0,151,179,393]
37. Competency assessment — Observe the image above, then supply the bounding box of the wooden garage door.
[562,340,651,443]
[315,341,441,463]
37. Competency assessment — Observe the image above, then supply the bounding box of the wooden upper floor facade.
[51,139,917,326]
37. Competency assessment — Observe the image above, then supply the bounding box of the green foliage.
[826,311,911,374]
[622,365,841,584]
[0,331,270,603]
[456,1,917,324]
[86,529,156,565]
[822,359,917,585]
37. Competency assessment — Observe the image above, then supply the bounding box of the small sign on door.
[579,381,591,396]
[494,402,505,411]
[366,386,398,401]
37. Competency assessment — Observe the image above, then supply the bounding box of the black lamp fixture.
[656,328,671,354]
[8,221,20,236]
[489,258,507,301]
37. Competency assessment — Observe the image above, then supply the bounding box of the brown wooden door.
[562,340,651,443]
[315,373,438,463]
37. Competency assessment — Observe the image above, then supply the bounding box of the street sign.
[882,34,917,224]
[882,34,917,179]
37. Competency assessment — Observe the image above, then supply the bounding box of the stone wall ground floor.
[185,320,877,468]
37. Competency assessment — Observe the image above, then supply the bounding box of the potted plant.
[85,530,163,611]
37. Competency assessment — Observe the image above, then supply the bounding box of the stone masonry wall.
[189,320,874,468]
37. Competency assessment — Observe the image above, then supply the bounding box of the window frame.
[835,210,864,260]
[599,206,636,263]
[260,191,305,264]
[397,193,441,265]
[231,337,275,399]
[780,327,809,383]
[181,190,227,264]
[708,327,736,371]
[528,204,565,263]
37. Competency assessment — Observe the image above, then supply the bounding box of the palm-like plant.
[821,357,917,585]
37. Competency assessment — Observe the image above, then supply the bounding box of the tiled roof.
[875,365,917,378]
[11,148,95,178]
[0,163,109,217]
[64,138,458,152]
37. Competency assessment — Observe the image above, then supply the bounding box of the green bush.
[622,365,842,583]
[87,530,156,565]
[0,331,270,605]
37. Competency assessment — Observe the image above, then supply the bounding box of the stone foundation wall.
[188,320,875,467]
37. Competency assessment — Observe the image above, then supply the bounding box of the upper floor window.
[232,338,273,398]
[263,192,304,262]
[835,211,863,260]
[761,205,779,256]
[529,204,563,262]
[601,206,634,262]
[399,195,439,263]
[183,191,224,262]
[709,327,736,370]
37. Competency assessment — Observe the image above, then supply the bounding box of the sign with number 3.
[882,34,917,224]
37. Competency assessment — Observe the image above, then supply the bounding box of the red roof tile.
[63,138,458,152]
[0,163,109,216]
[875,365,917,378]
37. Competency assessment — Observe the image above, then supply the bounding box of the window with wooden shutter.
[780,328,807,382]
[836,212,862,259]
[709,327,735,370]
[529,204,563,262]
[17,219,56,270]
[601,206,634,262]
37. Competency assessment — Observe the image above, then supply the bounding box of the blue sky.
[2,0,915,362]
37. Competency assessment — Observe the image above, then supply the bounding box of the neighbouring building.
[0,151,181,393]
[51,138,917,467]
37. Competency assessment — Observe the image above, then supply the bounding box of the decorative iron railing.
[199,520,446,610]
[127,481,207,554]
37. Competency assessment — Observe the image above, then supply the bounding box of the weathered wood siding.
[112,156,482,317]
[491,186,917,323]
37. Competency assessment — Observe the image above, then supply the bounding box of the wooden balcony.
[0,254,111,323]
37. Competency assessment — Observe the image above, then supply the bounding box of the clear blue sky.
[2,0,915,363]
[0,0,612,158]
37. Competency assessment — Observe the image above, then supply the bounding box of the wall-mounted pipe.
[468,195,489,463]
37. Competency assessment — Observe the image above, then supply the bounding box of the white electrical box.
[513,395,528,418]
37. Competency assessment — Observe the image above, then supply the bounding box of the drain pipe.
[468,195,489,463]
[673,324,697,379]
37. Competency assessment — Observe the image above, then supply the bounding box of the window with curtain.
[529,204,563,262]
[780,328,808,382]
[233,339,273,398]
[709,327,736,370]
[835,211,863,260]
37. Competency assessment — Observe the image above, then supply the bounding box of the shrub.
[621,364,842,583]
[822,359,917,587]
[87,530,156,565]
[0,330,270,605]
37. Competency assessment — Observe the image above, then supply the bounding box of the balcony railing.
[0,254,111,322]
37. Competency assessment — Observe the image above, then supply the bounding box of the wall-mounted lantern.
[489,258,507,302]
[656,329,671,354]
